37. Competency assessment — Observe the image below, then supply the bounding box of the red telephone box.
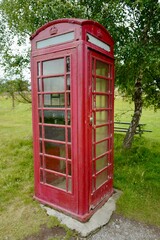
[30,18,114,222]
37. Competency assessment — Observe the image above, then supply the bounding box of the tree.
[0,78,31,107]
[99,0,160,148]
[74,0,160,148]
[0,0,84,104]
[0,40,31,103]
[0,0,160,148]
[0,0,85,35]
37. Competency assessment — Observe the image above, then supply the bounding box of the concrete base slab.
[41,189,122,237]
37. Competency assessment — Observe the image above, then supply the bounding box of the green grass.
[114,97,160,226]
[0,97,76,240]
[115,96,160,141]
[0,96,160,239]
[114,134,160,226]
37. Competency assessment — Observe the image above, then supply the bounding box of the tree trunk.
[123,73,143,149]
[18,91,32,103]
[11,93,15,108]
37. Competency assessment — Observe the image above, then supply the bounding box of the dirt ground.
[24,225,67,240]
[24,213,160,240]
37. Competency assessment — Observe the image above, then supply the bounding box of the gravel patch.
[88,214,160,240]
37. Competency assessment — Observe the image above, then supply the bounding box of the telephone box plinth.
[30,18,114,222]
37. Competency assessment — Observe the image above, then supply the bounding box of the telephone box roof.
[30,18,113,42]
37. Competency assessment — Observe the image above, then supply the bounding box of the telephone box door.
[88,50,114,209]
[32,48,78,212]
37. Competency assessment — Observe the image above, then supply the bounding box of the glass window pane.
[92,128,95,143]
[96,141,108,157]
[66,93,70,107]
[38,95,43,108]
[96,111,108,125]
[45,156,66,174]
[108,80,111,93]
[44,110,65,125]
[68,178,72,192]
[40,155,43,167]
[44,94,52,107]
[39,110,42,123]
[37,62,41,76]
[40,170,43,182]
[92,76,95,92]
[92,161,95,174]
[96,169,108,189]
[67,75,70,90]
[43,58,64,75]
[37,32,74,49]
[96,78,109,92]
[96,155,108,172]
[66,57,70,72]
[96,60,110,77]
[44,126,65,142]
[43,77,64,92]
[96,95,108,108]
[96,126,108,141]
[92,177,95,192]
[67,111,71,125]
[39,125,42,138]
[92,144,95,159]
[45,172,66,190]
[68,145,71,159]
[109,95,113,108]
[68,128,71,142]
[38,78,42,92]
[44,94,65,107]
[67,161,72,176]
[44,142,66,158]
[39,141,42,153]
[92,59,95,74]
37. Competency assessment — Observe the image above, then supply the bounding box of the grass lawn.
[115,96,160,141]
[114,97,160,226]
[0,97,75,240]
[0,96,160,239]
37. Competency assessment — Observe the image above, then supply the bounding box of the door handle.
[89,117,93,125]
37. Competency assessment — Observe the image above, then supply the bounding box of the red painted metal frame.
[31,18,114,222]
[88,51,114,209]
